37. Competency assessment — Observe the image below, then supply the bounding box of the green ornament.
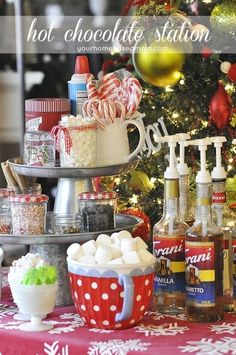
[210,0,236,34]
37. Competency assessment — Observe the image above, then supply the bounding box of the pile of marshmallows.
[67,230,154,265]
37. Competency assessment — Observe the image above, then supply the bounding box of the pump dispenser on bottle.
[175,133,194,226]
[153,135,188,315]
[68,56,91,116]
[211,136,235,312]
[184,138,224,322]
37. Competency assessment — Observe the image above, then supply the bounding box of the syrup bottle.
[153,135,188,314]
[185,138,224,322]
[211,136,235,312]
[176,133,194,226]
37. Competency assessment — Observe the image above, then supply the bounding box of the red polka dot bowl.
[67,259,156,330]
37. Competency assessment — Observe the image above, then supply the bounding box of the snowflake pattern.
[47,313,85,334]
[0,304,18,319]
[43,340,69,355]
[168,313,188,321]
[210,322,236,335]
[89,327,114,334]
[134,322,189,336]
[179,337,236,354]
[144,311,165,321]
[87,339,150,355]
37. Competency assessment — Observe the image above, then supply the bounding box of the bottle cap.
[74,56,90,74]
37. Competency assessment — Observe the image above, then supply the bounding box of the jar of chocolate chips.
[78,192,117,232]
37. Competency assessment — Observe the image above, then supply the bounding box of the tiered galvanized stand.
[0,159,141,306]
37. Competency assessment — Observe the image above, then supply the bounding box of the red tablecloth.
[1,268,236,355]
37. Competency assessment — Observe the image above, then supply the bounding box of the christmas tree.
[101,0,236,232]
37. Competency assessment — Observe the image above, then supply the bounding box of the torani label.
[153,235,185,293]
[185,241,215,307]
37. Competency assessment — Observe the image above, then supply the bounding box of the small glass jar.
[78,191,117,232]
[50,213,82,234]
[10,194,49,235]
[51,117,96,168]
[24,131,55,166]
[0,189,13,234]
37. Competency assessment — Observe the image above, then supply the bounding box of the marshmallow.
[110,232,119,242]
[113,230,132,245]
[95,245,113,264]
[111,244,122,259]
[138,249,155,263]
[67,243,83,261]
[82,240,97,256]
[96,234,112,246]
[122,251,141,264]
[121,238,137,255]
[79,255,96,264]
[136,237,148,250]
[108,257,124,265]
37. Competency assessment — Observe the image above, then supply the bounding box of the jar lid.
[0,188,14,198]
[10,194,49,203]
[25,98,71,113]
[78,191,117,200]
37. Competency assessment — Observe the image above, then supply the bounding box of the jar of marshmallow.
[51,115,96,168]
[78,191,117,232]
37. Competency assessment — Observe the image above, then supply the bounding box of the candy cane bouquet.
[84,69,144,127]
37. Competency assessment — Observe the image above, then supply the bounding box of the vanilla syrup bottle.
[185,138,224,322]
[153,135,188,314]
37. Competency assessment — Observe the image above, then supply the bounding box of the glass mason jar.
[10,194,49,235]
[0,189,14,234]
[52,118,96,168]
[50,213,82,234]
[78,191,117,232]
[24,131,55,166]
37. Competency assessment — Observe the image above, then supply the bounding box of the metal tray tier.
[0,214,141,245]
[8,158,140,178]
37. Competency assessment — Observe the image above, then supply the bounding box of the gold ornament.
[210,0,236,35]
[133,40,185,87]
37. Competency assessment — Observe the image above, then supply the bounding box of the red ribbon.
[50,125,72,154]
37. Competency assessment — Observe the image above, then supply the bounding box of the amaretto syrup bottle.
[185,138,224,322]
[153,135,188,314]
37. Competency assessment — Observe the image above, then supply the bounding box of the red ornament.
[228,63,236,83]
[209,81,233,131]
[121,208,151,243]
[201,47,213,59]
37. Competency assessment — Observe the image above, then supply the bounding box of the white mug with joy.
[96,118,145,167]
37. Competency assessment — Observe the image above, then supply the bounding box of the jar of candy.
[51,116,96,168]
[50,214,82,234]
[78,191,117,232]
[0,189,13,234]
[24,131,55,166]
[10,194,49,235]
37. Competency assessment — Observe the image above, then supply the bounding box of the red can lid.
[25,98,71,113]
[78,191,117,200]
[10,194,49,203]
[0,188,14,198]
[74,56,90,74]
